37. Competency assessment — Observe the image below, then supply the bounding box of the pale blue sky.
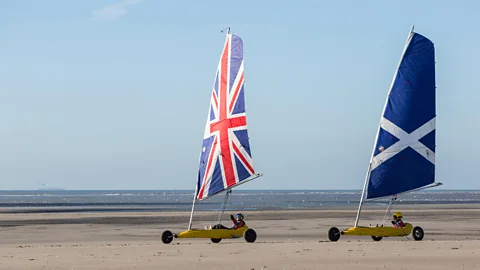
[0,0,478,190]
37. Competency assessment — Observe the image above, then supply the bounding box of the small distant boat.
[328,25,442,242]
[162,28,263,244]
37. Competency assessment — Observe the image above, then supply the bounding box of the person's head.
[235,213,244,221]
[393,212,403,220]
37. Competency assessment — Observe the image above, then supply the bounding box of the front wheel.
[328,227,341,242]
[244,228,257,243]
[162,230,174,244]
[412,226,424,241]
[371,236,383,241]
[211,238,222,243]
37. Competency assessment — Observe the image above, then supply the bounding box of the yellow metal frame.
[342,223,413,237]
[176,225,248,239]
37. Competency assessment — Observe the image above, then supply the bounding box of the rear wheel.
[328,227,341,242]
[161,230,174,244]
[210,238,222,243]
[244,228,257,243]
[412,226,424,241]
[371,236,383,241]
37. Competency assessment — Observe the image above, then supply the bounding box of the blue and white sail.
[365,27,439,201]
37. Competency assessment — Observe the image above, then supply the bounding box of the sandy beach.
[1,204,479,270]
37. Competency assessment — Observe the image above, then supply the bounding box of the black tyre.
[371,236,383,241]
[244,228,257,243]
[412,226,424,241]
[211,238,222,243]
[162,230,174,244]
[328,227,341,242]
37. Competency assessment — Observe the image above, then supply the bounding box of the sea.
[0,190,479,213]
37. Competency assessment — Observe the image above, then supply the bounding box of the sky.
[0,0,479,190]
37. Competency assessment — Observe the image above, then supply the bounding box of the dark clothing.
[230,215,245,229]
[211,215,245,230]
[391,219,405,228]
[212,224,229,230]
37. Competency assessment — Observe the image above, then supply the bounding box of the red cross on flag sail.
[196,31,262,201]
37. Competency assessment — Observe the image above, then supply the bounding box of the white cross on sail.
[371,117,436,171]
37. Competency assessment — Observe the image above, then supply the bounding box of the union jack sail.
[196,33,256,201]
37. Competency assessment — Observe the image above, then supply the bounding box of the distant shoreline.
[1,202,480,214]
[0,189,479,192]
[0,189,478,214]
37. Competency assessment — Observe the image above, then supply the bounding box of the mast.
[354,25,416,227]
[187,185,198,230]
[188,29,231,231]
[354,163,372,227]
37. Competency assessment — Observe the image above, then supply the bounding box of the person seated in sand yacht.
[230,213,246,229]
[210,213,246,230]
[391,212,405,228]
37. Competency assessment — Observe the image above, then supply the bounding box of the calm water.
[0,190,479,212]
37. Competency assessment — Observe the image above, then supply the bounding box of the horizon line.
[0,188,476,191]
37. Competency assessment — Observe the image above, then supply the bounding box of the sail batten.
[196,33,258,201]
[364,182,442,202]
[196,173,263,202]
[365,30,436,200]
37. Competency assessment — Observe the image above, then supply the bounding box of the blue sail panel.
[234,154,251,184]
[231,85,245,115]
[207,159,225,197]
[229,35,243,94]
[366,32,436,200]
[373,128,400,156]
[367,148,435,199]
[419,130,435,153]
[233,129,251,157]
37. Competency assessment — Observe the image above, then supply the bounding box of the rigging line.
[217,190,231,224]
[381,196,410,240]
[228,189,233,211]
[381,196,396,225]
[227,190,233,221]
[218,191,229,223]
[227,189,233,218]
[391,196,398,226]
[381,200,391,225]
[390,198,411,241]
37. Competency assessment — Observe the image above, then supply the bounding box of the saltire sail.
[196,33,256,201]
[365,30,436,200]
